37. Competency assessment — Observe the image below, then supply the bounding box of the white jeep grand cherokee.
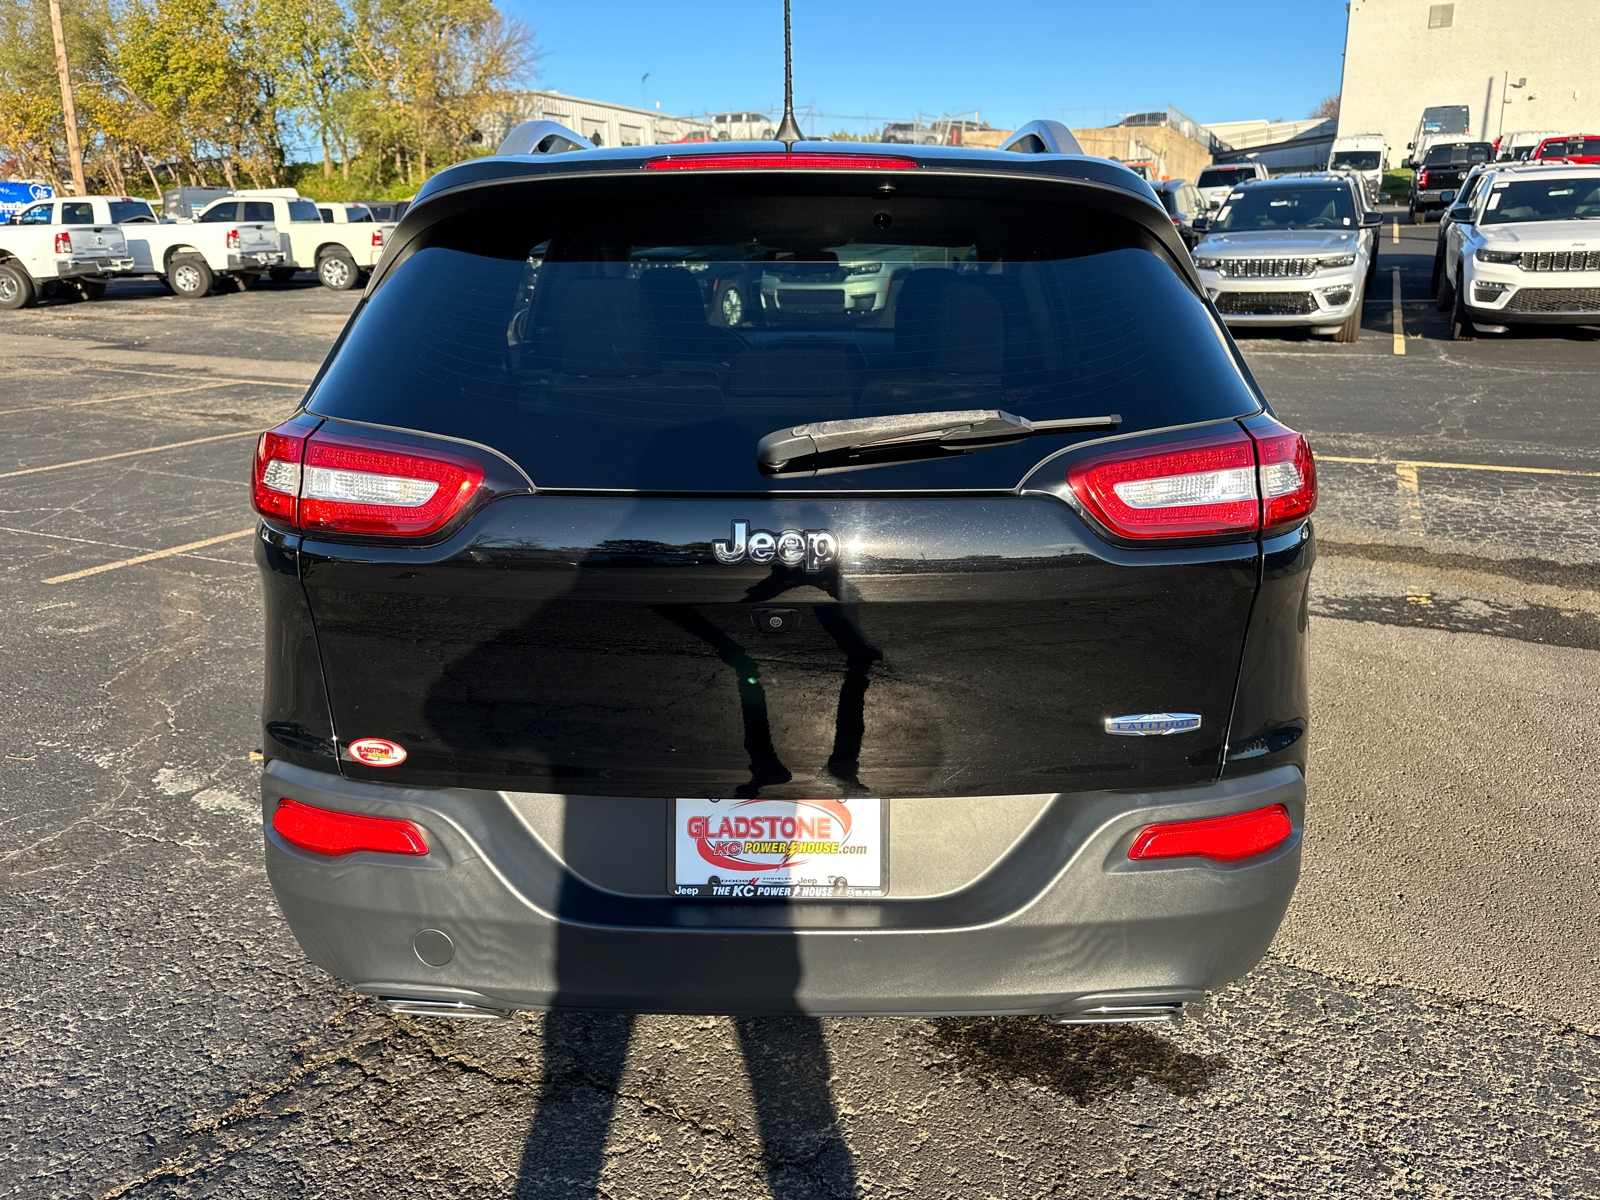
[1438,163,1600,340]
[1192,176,1383,343]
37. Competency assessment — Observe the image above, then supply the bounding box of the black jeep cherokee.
[252,129,1316,1024]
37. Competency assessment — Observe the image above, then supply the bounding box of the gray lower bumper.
[56,256,133,279]
[262,760,1304,1017]
[228,251,286,271]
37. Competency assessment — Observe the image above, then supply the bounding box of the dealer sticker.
[671,797,884,899]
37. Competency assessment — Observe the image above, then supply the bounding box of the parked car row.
[0,187,401,309]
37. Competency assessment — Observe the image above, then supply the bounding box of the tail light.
[1066,420,1316,540]
[646,152,919,171]
[54,232,71,254]
[226,228,241,250]
[272,798,428,856]
[1128,804,1292,862]
[372,228,384,248]
[251,421,486,537]
[1419,169,1429,187]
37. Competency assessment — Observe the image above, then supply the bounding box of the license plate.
[670,797,885,899]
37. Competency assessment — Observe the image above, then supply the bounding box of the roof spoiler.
[497,120,596,157]
[999,120,1082,156]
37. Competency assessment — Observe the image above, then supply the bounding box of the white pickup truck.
[198,189,392,289]
[0,196,135,309]
[125,195,286,298]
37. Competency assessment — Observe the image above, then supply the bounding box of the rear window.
[243,201,274,222]
[199,202,237,222]
[309,192,1260,492]
[108,200,156,223]
[60,202,94,224]
[1423,142,1492,166]
[1197,167,1255,189]
[288,199,321,222]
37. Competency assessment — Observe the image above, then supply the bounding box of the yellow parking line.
[1390,267,1405,355]
[0,381,238,417]
[1392,219,1400,245]
[0,431,259,479]
[43,528,256,584]
[1321,455,1600,478]
[1394,463,1425,535]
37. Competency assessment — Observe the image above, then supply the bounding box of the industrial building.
[481,91,713,149]
[1336,0,1599,159]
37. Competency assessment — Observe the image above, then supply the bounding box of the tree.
[348,0,536,187]
[1310,94,1340,120]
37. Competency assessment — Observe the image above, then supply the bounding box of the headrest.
[933,280,1004,375]
[556,278,660,377]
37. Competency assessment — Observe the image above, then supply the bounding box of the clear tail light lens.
[1128,804,1292,862]
[226,228,241,250]
[250,422,486,537]
[1066,421,1316,541]
[272,798,428,856]
[55,232,71,254]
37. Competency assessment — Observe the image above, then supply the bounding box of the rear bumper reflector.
[272,798,428,857]
[1127,804,1292,863]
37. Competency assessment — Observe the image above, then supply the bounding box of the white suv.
[1438,163,1600,339]
[1192,175,1383,342]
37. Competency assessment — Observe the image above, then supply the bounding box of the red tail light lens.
[372,228,384,248]
[300,430,484,536]
[251,424,486,537]
[1128,804,1292,862]
[645,152,919,171]
[1069,432,1259,538]
[226,228,241,250]
[1419,169,1429,187]
[1249,420,1318,530]
[272,798,428,856]
[252,422,310,522]
[1066,422,1316,541]
[55,232,71,254]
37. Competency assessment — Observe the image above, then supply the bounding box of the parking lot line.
[1321,455,1600,478]
[88,366,307,389]
[0,381,238,418]
[42,528,256,585]
[1390,267,1405,356]
[0,431,259,479]
[1391,219,1399,245]
[1394,463,1424,535]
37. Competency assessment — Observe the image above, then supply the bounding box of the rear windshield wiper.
[757,409,1120,475]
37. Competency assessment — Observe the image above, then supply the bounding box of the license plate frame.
[668,797,887,899]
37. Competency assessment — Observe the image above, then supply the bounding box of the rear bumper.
[56,256,133,279]
[228,251,286,271]
[262,760,1304,1017]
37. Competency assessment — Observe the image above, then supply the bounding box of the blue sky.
[498,0,1351,134]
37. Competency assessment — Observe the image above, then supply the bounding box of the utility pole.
[47,0,86,195]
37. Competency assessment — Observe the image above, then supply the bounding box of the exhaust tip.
[382,996,513,1020]
[1049,1003,1183,1026]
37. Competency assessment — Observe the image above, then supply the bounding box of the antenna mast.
[775,0,803,149]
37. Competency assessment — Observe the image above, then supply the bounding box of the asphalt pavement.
[1,235,1597,1198]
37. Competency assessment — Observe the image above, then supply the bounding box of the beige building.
[1337,0,1599,159]
[1069,124,1213,182]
